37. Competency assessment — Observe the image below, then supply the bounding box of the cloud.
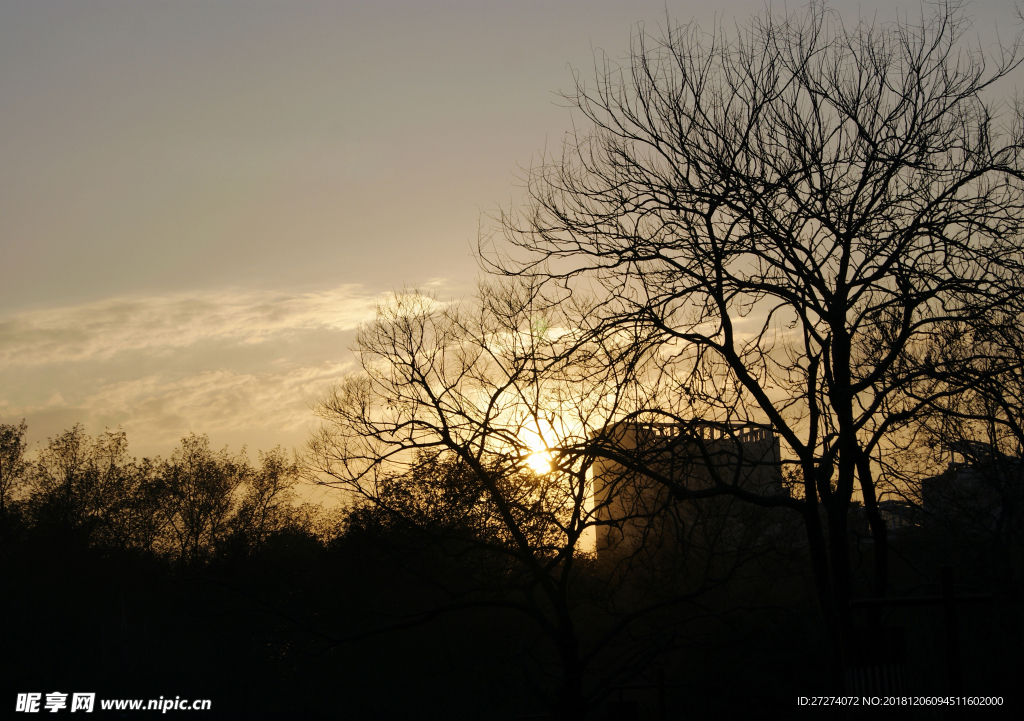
[84,361,354,438]
[0,286,386,456]
[0,286,379,366]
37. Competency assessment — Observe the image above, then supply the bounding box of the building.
[922,442,1022,534]
[592,421,783,561]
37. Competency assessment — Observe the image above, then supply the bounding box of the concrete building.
[592,421,783,560]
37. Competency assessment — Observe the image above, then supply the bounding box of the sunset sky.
[2,0,1020,461]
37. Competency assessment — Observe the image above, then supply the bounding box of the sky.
[2,0,1021,462]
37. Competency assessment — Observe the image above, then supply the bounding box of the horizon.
[3,0,1020,458]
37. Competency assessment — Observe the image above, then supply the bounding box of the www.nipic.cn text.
[15,693,212,713]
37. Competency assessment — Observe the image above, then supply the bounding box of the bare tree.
[307,284,745,720]
[891,315,1024,590]
[483,0,1024,678]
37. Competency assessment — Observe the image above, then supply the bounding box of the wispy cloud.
[0,286,379,366]
[82,361,353,440]
[0,286,387,455]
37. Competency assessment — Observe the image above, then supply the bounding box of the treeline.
[0,423,571,720]
[0,422,351,719]
[2,420,1022,720]
[0,421,338,565]
[0,422,819,719]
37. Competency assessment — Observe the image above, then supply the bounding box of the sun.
[525,449,553,474]
[520,427,554,474]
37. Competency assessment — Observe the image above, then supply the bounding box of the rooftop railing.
[634,422,774,444]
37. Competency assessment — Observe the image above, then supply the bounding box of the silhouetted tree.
[157,433,249,567]
[892,316,1024,590]
[1,422,362,718]
[482,0,1024,680]
[24,426,165,554]
[0,420,28,518]
[308,285,762,720]
[30,425,113,542]
[229,446,300,552]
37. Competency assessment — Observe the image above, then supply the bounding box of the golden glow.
[520,427,554,474]
[525,449,554,474]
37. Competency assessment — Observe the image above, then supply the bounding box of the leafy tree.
[230,446,300,552]
[24,425,163,553]
[0,420,28,517]
[83,429,164,554]
[30,424,109,541]
[157,433,249,567]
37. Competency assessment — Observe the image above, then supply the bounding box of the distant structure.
[876,499,919,537]
[922,442,1022,534]
[592,421,783,560]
